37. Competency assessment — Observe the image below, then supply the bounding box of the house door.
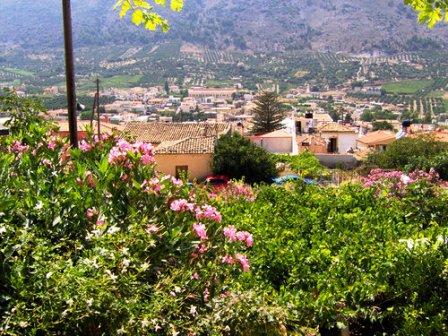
[328,138,337,153]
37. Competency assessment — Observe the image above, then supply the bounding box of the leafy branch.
[404,0,448,28]
[113,0,184,32]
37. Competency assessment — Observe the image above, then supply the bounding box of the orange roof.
[123,122,229,144]
[155,137,216,154]
[357,131,396,146]
[318,123,356,133]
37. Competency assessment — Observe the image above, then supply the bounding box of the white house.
[318,123,357,154]
[250,129,293,154]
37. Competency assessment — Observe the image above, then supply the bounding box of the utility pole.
[62,0,78,147]
[90,77,101,136]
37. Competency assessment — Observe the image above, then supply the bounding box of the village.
[2,81,439,181]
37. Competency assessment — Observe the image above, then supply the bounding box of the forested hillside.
[1,0,447,53]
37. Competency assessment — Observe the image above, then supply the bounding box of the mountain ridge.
[0,0,447,53]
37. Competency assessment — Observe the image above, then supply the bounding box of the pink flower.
[10,141,29,154]
[197,244,207,254]
[79,140,93,152]
[235,254,250,272]
[42,159,52,167]
[140,154,154,165]
[191,272,200,280]
[195,205,222,223]
[85,171,96,188]
[170,199,195,212]
[146,224,160,234]
[117,139,132,152]
[236,231,253,247]
[86,208,98,220]
[192,223,207,241]
[223,225,237,242]
[221,255,235,265]
[47,140,57,150]
[171,177,184,186]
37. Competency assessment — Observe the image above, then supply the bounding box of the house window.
[175,166,189,179]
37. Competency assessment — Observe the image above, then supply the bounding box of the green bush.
[213,133,277,184]
[217,178,448,334]
[366,135,448,179]
[273,152,329,179]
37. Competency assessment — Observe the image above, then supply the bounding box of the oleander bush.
[273,152,330,180]
[0,90,286,336]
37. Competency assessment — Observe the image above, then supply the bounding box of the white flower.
[34,201,43,210]
[66,299,74,306]
[46,272,53,279]
[105,270,118,281]
[107,226,121,235]
[189,305,197,316]
[400,174,411,185]
[86,298,94,307]
[140,262,150,271]
[0,225,6,235]
[117,326,126,335]
[141,319,150,328]
[122,258,130,268]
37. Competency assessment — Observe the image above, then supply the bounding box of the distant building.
[250,129,293,154]
[123,122,231,180]
[318,123,358,154]
[188,87,237,103]
[356,130,396,152]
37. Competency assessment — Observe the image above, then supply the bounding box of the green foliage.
[404,0,448,27]
[217,179,448,333]
[252,91,286,135]
[273,152,329,179]
[366,135,448,178]
[372,121,395,131]
[114,0,184,32]
[213,133,277,184]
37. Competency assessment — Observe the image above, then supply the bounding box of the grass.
[382,79,434,94]
[4,67,34,77]
[205,79,234,87]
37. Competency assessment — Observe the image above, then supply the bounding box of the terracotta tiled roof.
[357,131,396,146]
[297,134,327,146]
[318,123,356,133]
[154,137,216,154]
[123,122,229,144]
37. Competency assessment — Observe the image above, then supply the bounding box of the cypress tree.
[252,91,285,134]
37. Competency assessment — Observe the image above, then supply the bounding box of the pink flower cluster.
[223,225,253,247]
[10,141,29,154]
[108,139,154,167]
[192,223,207,240]
[219,182,256,202]
[221,253,250,272]
[142,178,164,194]
[170,199,195,212]
[79,140,93,153]
[363,168,440,190]
[169,200,222,223]
[195,205,222,223]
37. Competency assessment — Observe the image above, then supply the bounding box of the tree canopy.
[114,0,184,32]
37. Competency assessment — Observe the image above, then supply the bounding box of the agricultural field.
[383,79,434,94]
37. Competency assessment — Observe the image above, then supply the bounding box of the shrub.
[366,135,448,179]
[273,152,329,179]
[0,91,286,335]
[213,133,277,184]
